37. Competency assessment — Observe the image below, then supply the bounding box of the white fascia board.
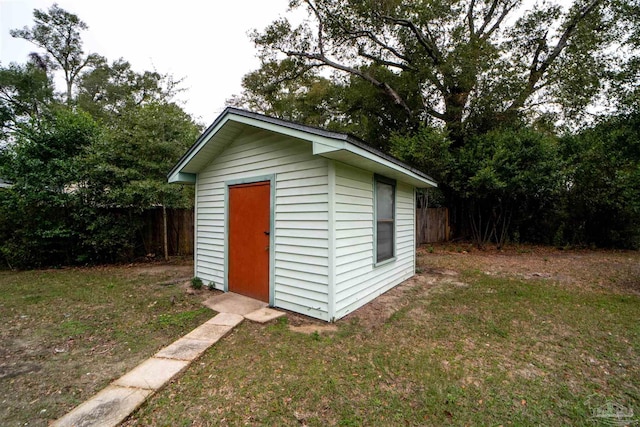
[311,135,435,188]
[168,115,236,181]
[168,172,196,184]
[337,144,437,188]
[312,139,346,154]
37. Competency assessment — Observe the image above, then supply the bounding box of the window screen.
[375,176,395,263]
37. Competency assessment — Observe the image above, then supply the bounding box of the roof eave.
[168,107,438,188]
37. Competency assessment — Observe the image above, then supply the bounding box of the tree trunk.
[66,78,73,106]
[443,90,470,148]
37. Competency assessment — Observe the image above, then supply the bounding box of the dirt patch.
[122,259,194,282]
[277,270,470,332]
[0,362,41,380]
[339,272,465,330]
[289,324,339,334]
[420,244,640,294]
[283,310,331,328]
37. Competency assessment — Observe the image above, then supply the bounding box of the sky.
[0,0,294,125]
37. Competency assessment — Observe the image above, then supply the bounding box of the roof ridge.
[168,107,436,186]
[213,108,435,183]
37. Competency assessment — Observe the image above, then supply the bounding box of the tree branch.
[530,32,548,74]
[477,0,501,35]
[372,13,447,94]
[272,64,325,87]
[69,54,95,82]
[467,0,476,37]
[377,14,443,65]
[284,49,413,114]
[506,0,603,112]
[480,1,519,40]
[340,24,447,93]
[343,29,412,63]
[313,0,414,66]
[358,48,417,71]
[542,0,601,72]
[304,0,325,56]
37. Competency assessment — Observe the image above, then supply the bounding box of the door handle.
[264,231,270,235]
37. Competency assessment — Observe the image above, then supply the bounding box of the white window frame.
[373,174,396,266]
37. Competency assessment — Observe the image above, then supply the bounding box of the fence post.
[163,205,169,261]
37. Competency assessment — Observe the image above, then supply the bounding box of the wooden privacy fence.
[140,206,448,257]
[416,207,450,244]
[141,207,194,256]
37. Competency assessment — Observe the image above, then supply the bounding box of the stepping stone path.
[53,293,284,427]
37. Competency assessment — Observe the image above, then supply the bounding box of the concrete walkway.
[53,293,285,427]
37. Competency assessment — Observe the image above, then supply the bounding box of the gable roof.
[168,107,437,188]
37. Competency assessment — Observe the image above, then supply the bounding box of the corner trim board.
[327,160,336,322]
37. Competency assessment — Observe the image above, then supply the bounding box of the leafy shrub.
[190,277,203,290]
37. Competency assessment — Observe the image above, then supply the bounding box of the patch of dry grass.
[0,260,213,426]
[422,243,640,293]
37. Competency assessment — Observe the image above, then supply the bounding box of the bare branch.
[530,32,548,74]
[304,0,325,56]
[541,0,601,73]
[313,1,413,65]
[421,104,447,121]
[372,13,447,94]
[271,64,325,87]
[69,54,95,82]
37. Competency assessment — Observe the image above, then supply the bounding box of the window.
[375,175,395,263]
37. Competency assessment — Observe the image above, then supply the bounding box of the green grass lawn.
[1,250,638,426]
[123,249,640,426]
[0,261,213,427]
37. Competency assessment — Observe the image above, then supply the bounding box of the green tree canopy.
[559,112,640,248]
[234,0,639,248]
[77,58,182,121]
[79,101,200,210]
[242,0,635,144]
[0,4,201,267]
[0,108,100,267]
[76,58,200,211]
[10,3,103,104]
[230,60,429,150]
[0,60,55,140]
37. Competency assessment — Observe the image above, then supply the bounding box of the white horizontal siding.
[276,244,329,258]
[276,220,328,230]
[333,162,415,320]
[276,235,329,249]
[195,128,330,321]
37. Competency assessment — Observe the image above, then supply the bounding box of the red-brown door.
[228,181,270,302]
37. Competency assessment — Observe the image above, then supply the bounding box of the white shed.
[168,108,436,321]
